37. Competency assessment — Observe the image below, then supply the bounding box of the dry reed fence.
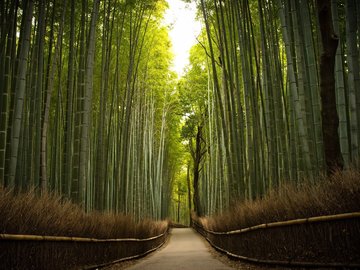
[193,169,360,268]
[0,187,169,269]
[193,212,360,268]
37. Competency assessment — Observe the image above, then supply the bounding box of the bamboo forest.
[1,0,360,269]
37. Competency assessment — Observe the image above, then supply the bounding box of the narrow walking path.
[126,228,234,270]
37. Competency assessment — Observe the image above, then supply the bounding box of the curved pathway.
[126,228,234,270]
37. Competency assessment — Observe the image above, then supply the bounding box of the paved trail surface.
[126,228,234,270]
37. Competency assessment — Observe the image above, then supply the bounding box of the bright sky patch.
[164,0,202,77]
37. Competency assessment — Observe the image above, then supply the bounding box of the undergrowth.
[0,187,167,239]
[201,169,360,232]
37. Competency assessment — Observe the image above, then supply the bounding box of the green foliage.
[179,42,209,115]
[1,0,358,225]
[0,0,184,220]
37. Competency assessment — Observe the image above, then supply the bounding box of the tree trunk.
[193,125,205,217]
[316,0,344,173]
[186,163,192,225]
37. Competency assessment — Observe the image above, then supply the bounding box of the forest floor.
[106,228,310,270]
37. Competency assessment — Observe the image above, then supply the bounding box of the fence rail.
[0,230,167,242]
[193,212,360,268]
[0,228,169,270]
[83,236,167,270]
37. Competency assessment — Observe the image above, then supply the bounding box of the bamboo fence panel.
[193,212,360,268]
[0,228,169,270]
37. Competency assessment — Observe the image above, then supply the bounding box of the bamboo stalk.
[193,212,360,235]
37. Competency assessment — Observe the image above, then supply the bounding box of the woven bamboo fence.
[0,228,169,270]
[193,212,360,268]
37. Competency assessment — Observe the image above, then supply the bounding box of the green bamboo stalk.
[345,0,360,161]
[8,0,34,187]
